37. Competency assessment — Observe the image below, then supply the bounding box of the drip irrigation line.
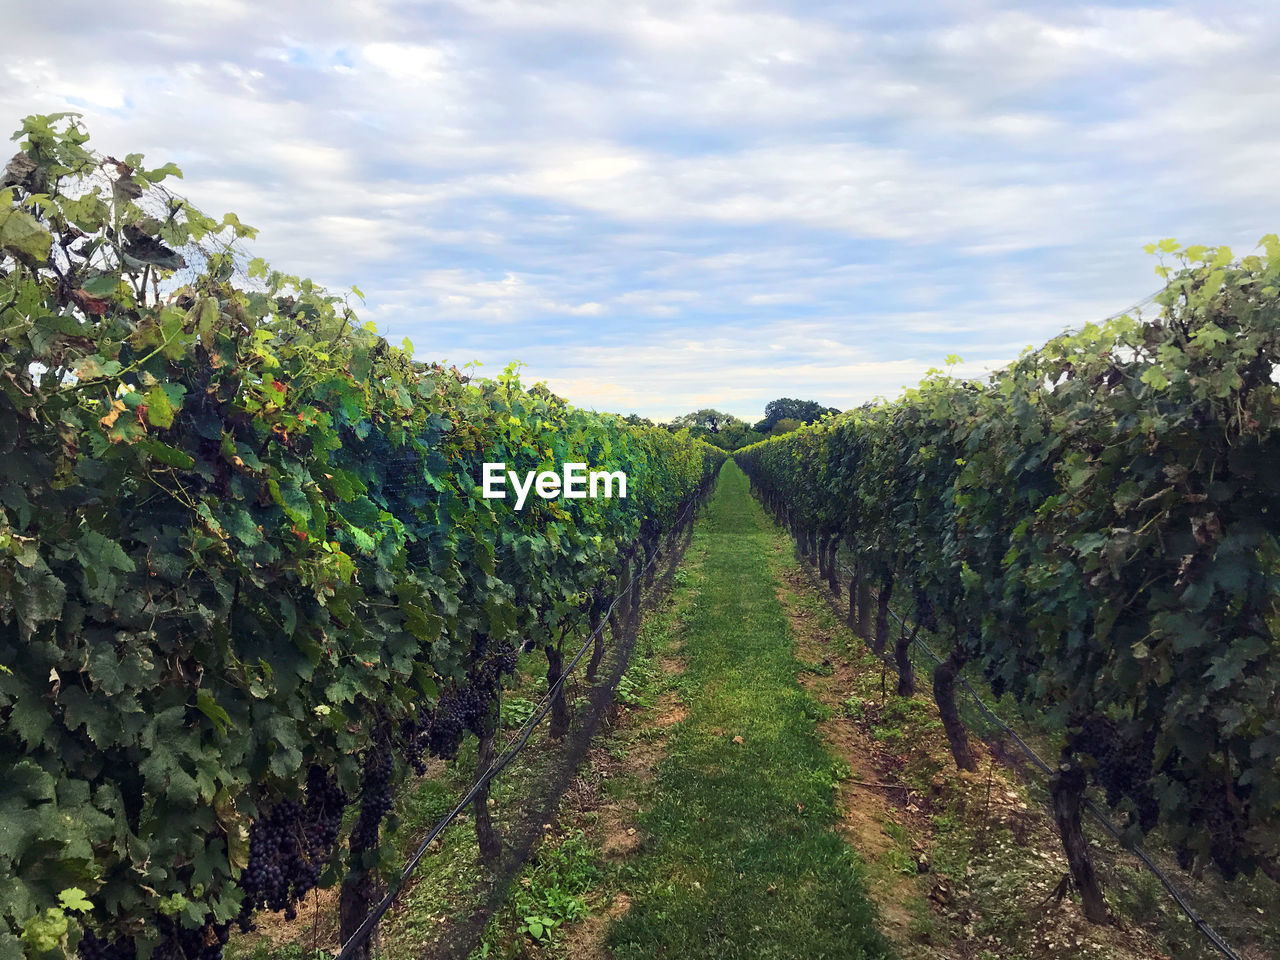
[333,493,703,960]
[820,550,1244,960]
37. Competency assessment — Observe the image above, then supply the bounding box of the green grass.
[606,463,892,960]
[472,829,601,956]
[451,526,701,958]
[234,946,328,960]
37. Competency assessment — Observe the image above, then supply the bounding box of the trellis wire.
[821,552,1244,960]
[334,493,701,960]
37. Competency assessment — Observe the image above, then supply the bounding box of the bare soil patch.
[778,559,1174,960]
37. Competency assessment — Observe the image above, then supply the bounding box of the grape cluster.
[1173,781,1250,880]
[401,710,429,775]
[351,745,394,851]
[1175,843,1195,872]
[302,763,348,879]
[403,643,518,764]
[79,928,136,960]
[154,917,231,960]
[1062,712,1254,883]
[1072,715,1159,833]
[80,919,230,960]
[913,590,938,632]
[987,670,1006,700]
[236,766,348,930]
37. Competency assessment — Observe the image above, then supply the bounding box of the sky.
[5,1,1280,422]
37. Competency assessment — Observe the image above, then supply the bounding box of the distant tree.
[770,417,803,436]
[753,398,839,433]
[668,408,741,434]
[706,421,767,452]
[622,413,655,427]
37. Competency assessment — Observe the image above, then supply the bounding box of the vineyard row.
[734,242,1280,923]
[0,114,726,960]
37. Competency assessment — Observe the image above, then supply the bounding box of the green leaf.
[141,162,183,183]
[156,893,189,917]
[403,604,442,644]
[7,690,53,747]
[1140,366,1169,390]
[196,296,219,336]
[223,508,262,548]
[57,888,92,913]
[14,562,66,638]
[145,385,174,428]
[80,274,119,297]
[196,689,232,736]
[220,211,256,238]
[77,529,135,574]
[138,438,195,469]
[0,192,52,260]
[268,477,310,524]
[88,645,125,697]
[347,526,375,553]
[1190,323,1228,348]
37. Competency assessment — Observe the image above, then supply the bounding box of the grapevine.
[0,113,726,960]
[735,237,1280,912]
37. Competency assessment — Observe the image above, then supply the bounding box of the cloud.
[4,1,1279,419]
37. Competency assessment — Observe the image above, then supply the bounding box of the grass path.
[605,462,892,960]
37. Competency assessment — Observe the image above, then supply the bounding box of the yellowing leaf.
[145,385,174,428]
[57,888,92,914]
[99,398,126,429]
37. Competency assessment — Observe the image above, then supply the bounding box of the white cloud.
[4,1,1278,419]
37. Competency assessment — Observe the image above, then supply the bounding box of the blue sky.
[7,1,1280,421]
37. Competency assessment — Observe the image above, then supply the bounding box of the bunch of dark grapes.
[1175,843,1195,872]
[981,659,1035,703]
[301,764,348,886]
[913,590,938,632]
[420,695,464,760]
[402,708,430,775]
[1072,716,1159,833]
[236,766,348,930]
[351,744,394,852]
[81,918,230,960]
[236,796,304,926]
[986,668,1006,700]
[362,642,519,855]
[405,643,518,763]
[153,917,231,960]
[1205,800,1246,880]
[79,929,136,960]
[1180,782,1249,881]
[1155,740,1253,880]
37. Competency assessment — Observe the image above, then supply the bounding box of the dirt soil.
[778,560,1179,960]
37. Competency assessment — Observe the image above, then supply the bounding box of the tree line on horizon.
[623,398,842,452]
